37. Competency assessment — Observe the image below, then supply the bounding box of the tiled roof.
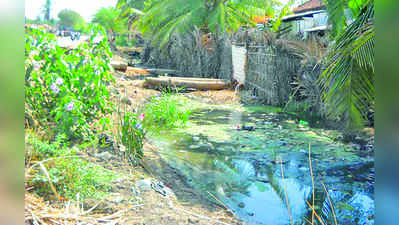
[293,0,326,13]
[254,15,272,23]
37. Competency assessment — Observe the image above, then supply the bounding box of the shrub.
[142,91,191,131]
[25,25,114,139]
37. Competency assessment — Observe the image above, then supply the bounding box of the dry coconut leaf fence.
[143,27,233,80]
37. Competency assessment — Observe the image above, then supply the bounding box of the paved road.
[57,35,90,48]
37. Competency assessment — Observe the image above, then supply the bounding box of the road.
[56,35,90,49]
[56,34,105,49]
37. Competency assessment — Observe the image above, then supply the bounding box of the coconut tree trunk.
[127,22,132,42]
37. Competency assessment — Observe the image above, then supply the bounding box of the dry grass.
[25,192,141,225]
[188,89,239,105]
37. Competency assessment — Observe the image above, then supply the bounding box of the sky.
[25,0,298,22]
[25,0,117,22]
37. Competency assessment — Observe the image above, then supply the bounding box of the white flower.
[66,102,74,111]
[50,83,59,94]
[55,78,64,85]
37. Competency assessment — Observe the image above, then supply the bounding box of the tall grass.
[142,90,192,132]
[115,98,145,164]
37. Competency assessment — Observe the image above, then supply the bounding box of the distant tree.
[58,9,87,32]
[34,15,42,24]
[42,0,51,21]
[92,7,127,34]
[92,7,127,50]
[49,18,56,26]
[117,0,146,11]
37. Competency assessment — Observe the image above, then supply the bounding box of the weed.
[142,90,191,132]
[116,99,145,164]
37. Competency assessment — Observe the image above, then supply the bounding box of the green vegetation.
[116,102,145,162]
[92,7,127,34]
[115,34,135,47]
[142,91,192,132]
[26,133,116,200]
[25,27,146,203]
[57,9,87,32]
[321,0,374,129]
[116,0,144,27]
[25,26,114,139]
[325,0,370,38]
[136,0,286,46]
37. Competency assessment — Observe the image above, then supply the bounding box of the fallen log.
[145,76,229,90]
[146,68,178,75]
[110,60,128,72]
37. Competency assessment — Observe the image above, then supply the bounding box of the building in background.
[281,0,328,39]
[281,0,355,39]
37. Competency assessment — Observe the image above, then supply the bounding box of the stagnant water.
[150,105,374,225]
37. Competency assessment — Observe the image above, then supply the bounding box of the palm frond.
[133,0,280,47]
[325,0,370,38]
[320,0,374,129]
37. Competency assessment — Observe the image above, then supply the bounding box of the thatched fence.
[142,28,303,106]
[142,28,232,80]
[245,43,301,105]
[231,29,302,105]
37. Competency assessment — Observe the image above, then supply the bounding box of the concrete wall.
[232,45,247,84]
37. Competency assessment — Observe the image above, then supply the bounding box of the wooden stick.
[308,143,315,224]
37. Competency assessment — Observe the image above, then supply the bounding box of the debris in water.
[236,125,255,131]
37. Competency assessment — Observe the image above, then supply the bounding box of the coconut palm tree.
[325,0,370,39]
[116,0,145,42]
[134,0,283,47]
[320,0,374,129]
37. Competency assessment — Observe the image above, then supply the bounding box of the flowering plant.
[25,25,114,138]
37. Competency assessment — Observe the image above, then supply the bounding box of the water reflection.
[151,108,374,225]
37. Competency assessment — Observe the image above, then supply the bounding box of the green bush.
[142,91,191,132]
[25,25,114,139]
[27,133,116,200]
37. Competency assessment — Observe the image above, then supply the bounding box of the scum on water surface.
[148,98,374,225]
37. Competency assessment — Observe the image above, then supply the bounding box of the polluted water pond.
[149,103,374,225]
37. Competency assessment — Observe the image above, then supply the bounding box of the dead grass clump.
[25,191,143,225]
